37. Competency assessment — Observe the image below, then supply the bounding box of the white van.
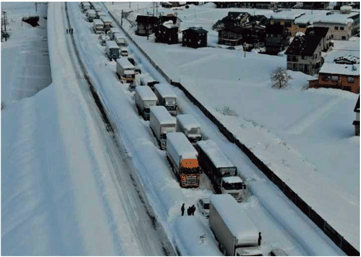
[114,34,127,47]
[93,19,104,34]
[86,9,97,22]
[120,46,128,57]
[109,28,122,40]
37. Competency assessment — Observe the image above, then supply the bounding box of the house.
[305,26,332,51]
[182,27,207,48]
[302,2,329,9]
[214,2,243,8]
[135,15,159,36]
[154,21,179,44]
[212,12,250,31]
[218,25,243,46]
[158,14,182,27]
[265,24,290,54]
[285,34,323,75]
[269,9,306,36]
[353,96,360,136]
[308,63,360,93]
[255,2,277,9]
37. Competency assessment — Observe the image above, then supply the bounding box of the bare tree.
[270,67,292,89]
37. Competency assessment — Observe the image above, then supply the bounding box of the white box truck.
[101,17,112,33]
[166,132,201,188]
[154,83,177,116]
[93,19,104,34]
[114,34,127,47]
[140,73,159,90]
[176,114,202,145]
[116,58,135,83]
[135,86,158,120]
[109,28,121,40]
[120,46,128,57]
[86,9,97,22]
[210,194,262,256]
[149,106,176,149]
[105,41,120,60]
[197,140,246,202]
[96,11,106,20]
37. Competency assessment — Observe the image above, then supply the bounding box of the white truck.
[210,194,262,256]
[153,83,177,116]
[96,11,106,20]
[149,106,176,149]
[101,17,112,33]
[105,40,120,60]
[109,28,122,40]
[81,2,91,12]
[166,132,201,188]
[86,9,97,22]
[135,86,158,120]
[116,58,135,83]
[114,34,127,47]
[140,73,159,90]
[197,140,246,202]
[93,19,104,34]
[176,114,202,145]
[120,46,128,57]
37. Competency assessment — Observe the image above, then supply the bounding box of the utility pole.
[3,11,7,32]
[35,2,38,13]
[121,9,123,26]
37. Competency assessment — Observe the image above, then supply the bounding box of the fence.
[105,6,359,256]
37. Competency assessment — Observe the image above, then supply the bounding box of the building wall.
[312,22,352,40]
[287,44,322,75]
[317,73,360,93]
[289,23,308,36]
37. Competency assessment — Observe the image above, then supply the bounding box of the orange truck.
[166,132,201,188]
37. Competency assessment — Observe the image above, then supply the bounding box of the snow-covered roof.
[319,63,360,76]
[106,40,119,49]
[120,46,128,51]
[140,73,158,83]
[93,19,103,26]
[150,106,176,125]
[101,17,112,23]
[163,20,177,29]
[210,194,259,244]
[295,11,356,25]
[222,176,243,183]
[116,58,133,69]
[176,114,201,131]
[270,10,305,20]
[167,132,198,159]
[341,6,352,11]
[124,70,135,75]
[136,86,158,101]
[87,9,96,15]
[154,83,177,98]
[197,140,235,169]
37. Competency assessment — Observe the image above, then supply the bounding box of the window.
[322,75,330,81]
[331,75,339,81]
[342,36,346,40]
[299,24,306,28]
[302,56,305,60]
[341,27,344,30]
[335,26,338,30]
[347,76,355,83]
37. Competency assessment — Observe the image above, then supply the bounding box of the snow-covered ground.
[107,2,360,250]
[1,2,51,104]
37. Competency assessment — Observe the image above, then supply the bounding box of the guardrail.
[105,6,359,256]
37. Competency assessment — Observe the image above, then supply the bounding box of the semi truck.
[135,86,158,120]
[153,83,177,116]
[210,194,262,256]
[93,19,104,34]
[197,140,246,202]
[176,114,202,145]
[166,132,201,188]
[149,106,176,149]
[116,58,135,83]
[105,41,120,60]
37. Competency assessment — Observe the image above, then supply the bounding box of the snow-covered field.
[107,2,360,250]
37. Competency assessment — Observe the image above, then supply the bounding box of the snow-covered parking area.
[107,2,360,250]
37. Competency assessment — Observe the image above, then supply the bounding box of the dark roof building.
[353,96,360,135]
[285,35,323,56]
[136,15,159,36]
[182,27,208,48]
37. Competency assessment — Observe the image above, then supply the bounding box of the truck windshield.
[182,166,201,174]
[144,108,150,113]
[223,182,243,190]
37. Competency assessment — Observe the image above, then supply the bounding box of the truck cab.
[221,176,246,202]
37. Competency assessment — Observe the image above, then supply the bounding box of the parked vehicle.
[153,83,177,116]
[101,17,112,33]
[96,11,106,20]
[116,58,135,83]
[120,46,128,57]
[86,9,97,22]
[166,132,201,188]
[270,248,287,256]
[210,194,262,256]
[109,28,122,40]
[197,198,210,219]
[135,86,158,120]
[105,41,120,60]
[140,73,159,90]
[176,114,202,145]
[114,34,127,47]
[99,34,110,46]
[93,19,104,34]
[149,106,176,149]
[127,57,141,74]
[81,2,91,12]
[197,140,246,202]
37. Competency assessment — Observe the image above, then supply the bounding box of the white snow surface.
[320,63,359,76]
[198,139,235,168]
[107,2,359,250]
[210,194,260,244]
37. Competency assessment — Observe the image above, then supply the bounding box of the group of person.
[181,203,196,216]
[66,28,74,34]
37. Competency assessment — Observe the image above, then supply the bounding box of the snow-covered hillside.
[106,2,360,249]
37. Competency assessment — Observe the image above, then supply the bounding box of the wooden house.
[218,25,243,46]
[265,24,290,54]
[155,21,179,44]
[353,96,360,136]
[135,15,159,36]
[182,27,208,48]
[308,63,360,93]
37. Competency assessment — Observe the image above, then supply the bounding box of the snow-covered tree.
[270,67,292,89]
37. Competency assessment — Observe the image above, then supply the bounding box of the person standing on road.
[181,203,185,216]
[258,232,262,246]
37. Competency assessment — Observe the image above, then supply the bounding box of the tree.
[270,67,292,89]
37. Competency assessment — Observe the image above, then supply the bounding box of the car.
[197,198,210,219]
